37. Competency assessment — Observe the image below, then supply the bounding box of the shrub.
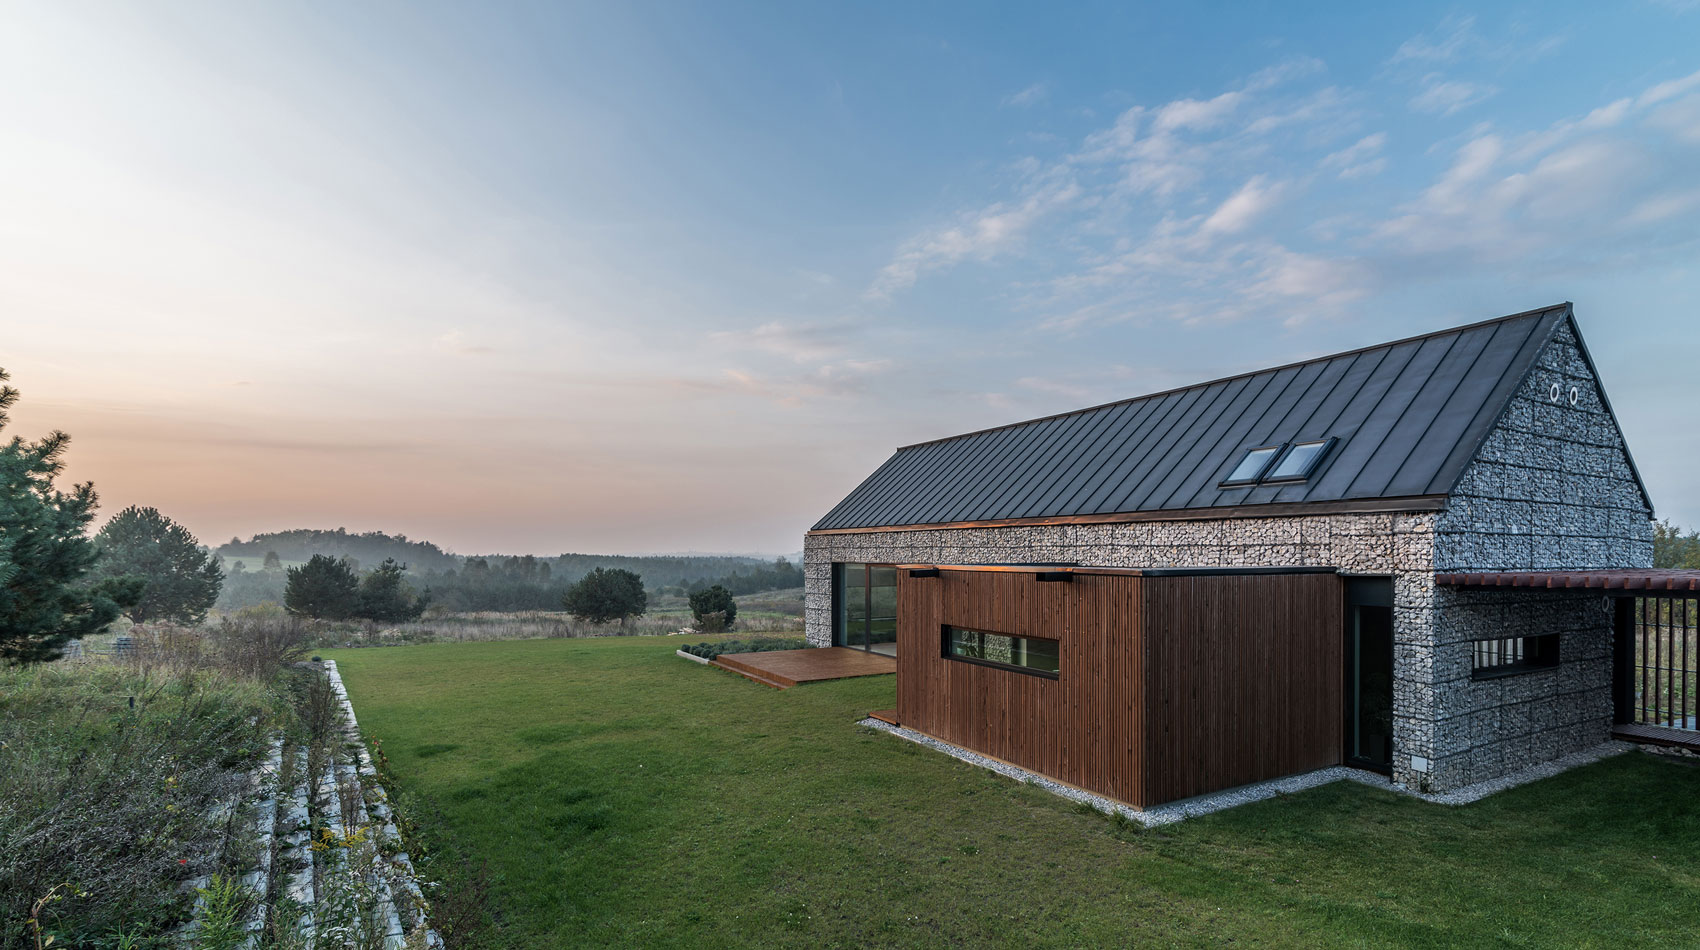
[688,585,737,630]
[0,665,283,946]
[680,636,806,660]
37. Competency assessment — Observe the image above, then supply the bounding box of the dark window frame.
[1470,633,1560,680]
[833,562,898,653]
[1262,437,1338,483]
[941,624,1061,679]
[1219,444,1285,487]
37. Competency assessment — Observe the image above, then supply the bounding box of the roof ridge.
[895,303,1574,452]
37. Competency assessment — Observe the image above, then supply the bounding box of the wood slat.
[895,568,1341,808]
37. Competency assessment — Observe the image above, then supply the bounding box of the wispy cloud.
[870,54,1700,339]
[1002,82,1049,108]
[1410,75,1497,115]
[1388,14,1478,64]
[1321,132,1388,179]
[867,172,1082,299]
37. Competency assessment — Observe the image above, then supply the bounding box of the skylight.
[1266,438,1335,481]
[1221,446,1281,485]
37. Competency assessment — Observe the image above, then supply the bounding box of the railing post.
[1613,597,1636,725]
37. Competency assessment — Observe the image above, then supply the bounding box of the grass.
[327,636,1700,948]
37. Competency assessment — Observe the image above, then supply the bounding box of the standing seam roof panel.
[1162,363,1307,511]
[1008,397,1153,519]
[809,305,1595,530]
[1091,383,1232,515]
[985,397,1131,521]
[1186,357,1341,509]
[1295,335,1457,503]
[1125,373,1275,512]
[1237,344,1403,507]
[1351,321,1502,499]
[1418,311,1561,496]
[960,409,1091,520]
[1061,389,1201,516]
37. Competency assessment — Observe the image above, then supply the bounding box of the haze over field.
[4,2,1699,553]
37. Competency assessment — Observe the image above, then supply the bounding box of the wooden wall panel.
[895,567,1341,809]
[1139,573,1343,805]
[895,569,1142,804]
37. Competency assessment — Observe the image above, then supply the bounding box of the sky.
[3,2,1699,556]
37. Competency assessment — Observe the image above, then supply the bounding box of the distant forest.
[220,528,460,572]
[214,528,802,612]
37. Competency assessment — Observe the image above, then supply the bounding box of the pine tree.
[283,554,360,620]
[0,369,134,663]
[688,584,738,632]
[94,506,224,625]
[356,558,429,622]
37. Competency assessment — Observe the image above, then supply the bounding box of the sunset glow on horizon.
[6,2,1699,555]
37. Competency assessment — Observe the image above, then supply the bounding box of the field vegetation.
[330,635,1700,949]
[297,588,804,650]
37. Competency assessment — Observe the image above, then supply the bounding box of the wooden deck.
[1613,722,1700,752]
[711,647,896,689]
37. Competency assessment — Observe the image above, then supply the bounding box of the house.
[803,303,1671,805]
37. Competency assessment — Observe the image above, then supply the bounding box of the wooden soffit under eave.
[804,495,1449,537]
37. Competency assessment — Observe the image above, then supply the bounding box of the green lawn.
[327,637,1700,949]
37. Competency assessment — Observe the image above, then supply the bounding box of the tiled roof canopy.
[814,304,1588,531]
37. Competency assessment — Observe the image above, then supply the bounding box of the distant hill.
[218,528,459,572]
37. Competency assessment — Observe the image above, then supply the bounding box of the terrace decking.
[711,647,896,689]
[1612,722,1700,753]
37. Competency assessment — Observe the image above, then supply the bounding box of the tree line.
[1654,519,1700,569]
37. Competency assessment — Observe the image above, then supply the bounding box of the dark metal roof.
[1435,570,1700,593]
[814,304,1583,531]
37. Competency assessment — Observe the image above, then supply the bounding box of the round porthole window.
[1549,382,1562,402]
[1569,386,1579,407]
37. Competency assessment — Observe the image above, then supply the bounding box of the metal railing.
[1632,597,1699,731]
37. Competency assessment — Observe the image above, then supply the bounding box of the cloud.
[1389,15,1478,64]
[867,174,1082,299]
[1002,83,1049,108]
[1321,132,1388,179]
[732,320,846,363]
[1202,176,1287,235]
[1372,72,1700,269]
[1410,75,1497,115]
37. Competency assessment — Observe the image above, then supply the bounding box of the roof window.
[1220,445,1282,486]
[1220,438,1336,488]
[1265,438,1336,481]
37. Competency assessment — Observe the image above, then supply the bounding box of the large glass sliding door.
[835,563,898,657]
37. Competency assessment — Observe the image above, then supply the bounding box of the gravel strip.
[858,718,1634,825]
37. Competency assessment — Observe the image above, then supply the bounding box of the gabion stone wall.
[1421,319,1652,788]
[805,318,1654,795]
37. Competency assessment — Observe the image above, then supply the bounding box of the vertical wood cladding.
[895,568,1342,808]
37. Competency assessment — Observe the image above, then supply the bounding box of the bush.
[680,636,807,661]
[688,585,737,631]
[0,665,285,946]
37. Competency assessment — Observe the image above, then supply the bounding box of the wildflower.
[178,859,188,865]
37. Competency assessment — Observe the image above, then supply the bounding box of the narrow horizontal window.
[1220,445,1282,486]
[943,625,1060,678]
[1265,437,1335,481]
[1470,634,1559,680]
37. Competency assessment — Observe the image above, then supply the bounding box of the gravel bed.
[858,718,1634,825]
